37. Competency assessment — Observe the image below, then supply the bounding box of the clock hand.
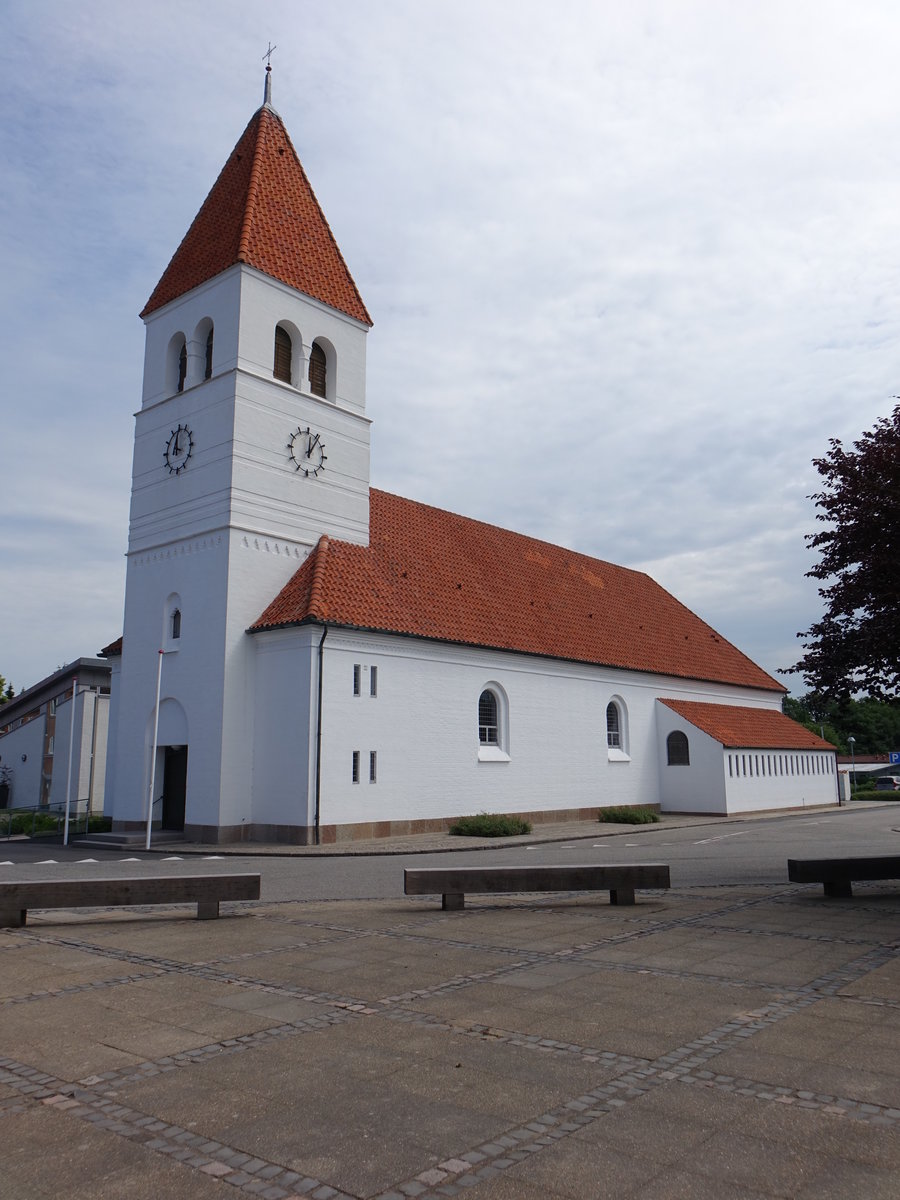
[308,433,320,454]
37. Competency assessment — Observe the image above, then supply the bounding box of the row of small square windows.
[728,752,834,779]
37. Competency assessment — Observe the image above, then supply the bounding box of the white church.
[101,72,838,844]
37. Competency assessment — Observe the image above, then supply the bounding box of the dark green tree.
[789,404,900,700]
[783,692,900,755]
[0,676,13,705]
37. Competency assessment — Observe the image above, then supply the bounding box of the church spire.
[262,43,276,108]
[140,77,371,326]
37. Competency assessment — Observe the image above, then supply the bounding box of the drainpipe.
[314,624,328,845]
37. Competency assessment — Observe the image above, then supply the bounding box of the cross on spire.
[262,43,277,106]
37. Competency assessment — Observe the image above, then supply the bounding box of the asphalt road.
[2,805,899,902]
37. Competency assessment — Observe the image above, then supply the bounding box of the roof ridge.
[307,535,331,618]
[237,108,269,264]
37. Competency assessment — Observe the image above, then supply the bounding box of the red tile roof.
[659,699,835,749]
[141,105,371,325]
[251,490,784,692]
[99,637,123,658]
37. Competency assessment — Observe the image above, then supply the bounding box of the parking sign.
[891,751,900,765]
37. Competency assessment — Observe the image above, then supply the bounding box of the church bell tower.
[107,68,373,840]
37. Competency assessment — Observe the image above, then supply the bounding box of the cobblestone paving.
[0,883,898,1198]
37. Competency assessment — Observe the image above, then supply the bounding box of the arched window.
[666,730,690,766]
[308,341,327,397]
[606,702,621,748]
[204,327,214,380]
[274,326,292,383]
[177,341,187,392]
[478,690,498,745]
[171,608,181,640]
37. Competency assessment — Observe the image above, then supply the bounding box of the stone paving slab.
[0,881,898,1198]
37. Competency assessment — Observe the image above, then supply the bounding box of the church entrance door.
[162,745,187,831]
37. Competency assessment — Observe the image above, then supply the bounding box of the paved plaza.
[1,867,899,1198]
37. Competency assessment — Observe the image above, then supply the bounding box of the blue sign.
[891,751,900,765]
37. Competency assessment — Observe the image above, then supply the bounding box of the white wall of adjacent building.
[48,691,109,813]
[0,718,45,808]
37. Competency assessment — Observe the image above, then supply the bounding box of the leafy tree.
[789,404,900,700]
[783,692,900,755]
[0,676,13,706]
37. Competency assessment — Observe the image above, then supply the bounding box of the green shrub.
[0,810,112,837]
[449,813,532,837]
[598,806,660,825]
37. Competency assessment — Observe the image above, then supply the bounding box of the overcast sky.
[2,1,899,695]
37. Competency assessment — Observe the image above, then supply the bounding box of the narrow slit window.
[351,751,360,784]
[370,666,378,697]
[353,664,361,696]
[369,751,377,783]
[606,702,620,748]
[171,608,181,640]
[177,341,187,392]
[205,327,214,379]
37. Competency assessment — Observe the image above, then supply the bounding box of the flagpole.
[62,677,78,846]
[146,650,164,851]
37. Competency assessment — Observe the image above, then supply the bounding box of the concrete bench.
[787,856,900,899]
[0,874,261,927]
[404,864,670,910]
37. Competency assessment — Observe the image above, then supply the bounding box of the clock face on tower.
[288,426,327,477]
[164,424,193,474]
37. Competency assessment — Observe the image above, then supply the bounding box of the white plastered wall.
[655,705,727,814]
[723,748,839,812]
[252,626,785,829]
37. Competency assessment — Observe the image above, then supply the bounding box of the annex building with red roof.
[101,73,838,843]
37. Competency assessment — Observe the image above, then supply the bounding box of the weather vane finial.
[263,43,277,105]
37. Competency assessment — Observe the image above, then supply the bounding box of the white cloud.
[2,0,899,694]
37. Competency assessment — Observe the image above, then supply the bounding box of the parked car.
[874,776,900,791]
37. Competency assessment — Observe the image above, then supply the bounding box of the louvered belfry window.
[274,326,292,382]
[177,342,187,392]
[308,342,327,397]
[204,328,214,379]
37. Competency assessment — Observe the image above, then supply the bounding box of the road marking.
[693,831,749,845]
[161,856,183,861]
[0,861,14,866]
[121,857,141,862]
[76,858,99,863]
[203,855,223,860]
[35,859,58,864]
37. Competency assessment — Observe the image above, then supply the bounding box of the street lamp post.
[847,736,856,804]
